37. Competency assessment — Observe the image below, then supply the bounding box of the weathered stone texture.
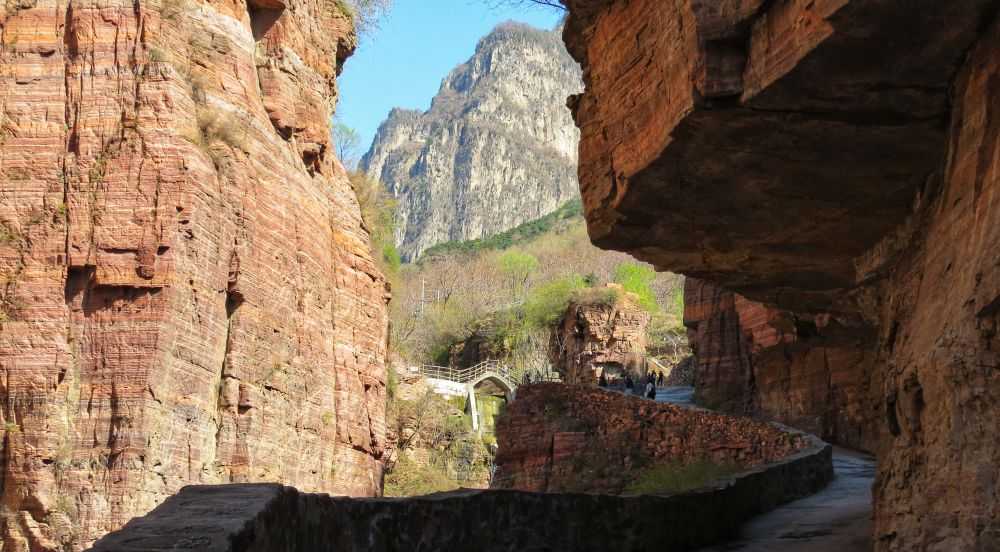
[548,289,650,384]
[563,0,1000,549]
[87,439,831,552]
[493,383,811,494]
[564,0,992,309]
[89,456,832,552]
[0,0,388,549]
[868,20,1000,551]
[361,22,583,261]
[685,278,877,451]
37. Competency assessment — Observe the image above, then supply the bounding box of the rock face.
[360,22,583,261]
[684,278,876,451]
[493,383,814,494]
[548,289,650,384]
[0,0,388,550]
[563,0,999,549]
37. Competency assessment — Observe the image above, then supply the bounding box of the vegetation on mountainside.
[389,212,687,372]
[350,171,401,275]
[420,199,582,260]
[384,386,493,497]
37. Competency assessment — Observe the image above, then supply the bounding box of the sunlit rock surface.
[0,0,388,549]
[360,22,583,261]
[548,290,650,384]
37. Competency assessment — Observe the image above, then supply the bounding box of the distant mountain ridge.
[360,21,583,262]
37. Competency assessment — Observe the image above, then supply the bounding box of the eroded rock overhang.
[563,0,996,312]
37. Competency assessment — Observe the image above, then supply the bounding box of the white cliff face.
[360,22,583,261]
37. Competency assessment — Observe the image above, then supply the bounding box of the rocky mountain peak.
[361,21,583,262]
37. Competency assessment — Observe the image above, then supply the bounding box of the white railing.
[419,360,515,387]
[419,360,561,390]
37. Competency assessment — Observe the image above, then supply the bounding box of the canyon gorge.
[0,0,997,550]
[0,0,388,549]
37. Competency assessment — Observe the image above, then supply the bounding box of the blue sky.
[337,0,565,155]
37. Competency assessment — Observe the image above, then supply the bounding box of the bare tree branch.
[480,0,566,12]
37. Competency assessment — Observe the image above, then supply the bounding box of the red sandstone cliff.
[685,278,876,451]
[548,288,650,384]
[0,0,388,550]
[563,0,1000,549]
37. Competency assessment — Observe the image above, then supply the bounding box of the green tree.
[613,262,659,312]
[523,274,586,329]
[349,172,399,276]
[497,249,539,294]
[333,121,362,169]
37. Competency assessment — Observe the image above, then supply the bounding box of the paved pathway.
[654,386,875,552]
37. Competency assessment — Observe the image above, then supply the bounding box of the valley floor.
[655,387,875,552]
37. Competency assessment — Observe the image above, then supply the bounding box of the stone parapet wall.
[493,383,812,493]
[87,435,830,552]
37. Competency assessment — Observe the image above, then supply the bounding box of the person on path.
[598,372,608,387]
[657,372,664,386]
[645,380,655,400]
[625,375,634,394]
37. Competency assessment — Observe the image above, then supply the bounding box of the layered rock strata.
[493,383,812,494]
[361,22,583,261]
[0,0,388,550]
[548,288,650,384]
[684,278,876,451]
[563,0,999,549]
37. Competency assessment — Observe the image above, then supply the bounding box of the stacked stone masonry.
[563,0,1000,549]
[0,0,389,550]
[493,383,812,494]
[86,385,833,552]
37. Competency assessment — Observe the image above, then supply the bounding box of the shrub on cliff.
[384,387,492,497]
[184,107,249,165]
[523,274,587,328]
[349,171,400,276]
[383,453,457,497]
[613,262,658,313]
[333,0,392,36]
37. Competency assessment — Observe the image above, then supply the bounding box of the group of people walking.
[598,371,664,400]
